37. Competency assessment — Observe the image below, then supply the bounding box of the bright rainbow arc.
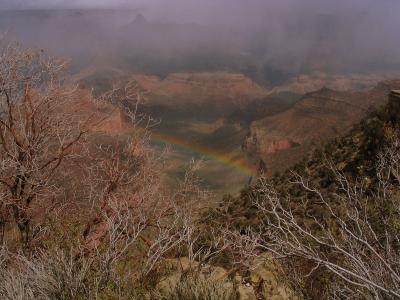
[150,132,257,177]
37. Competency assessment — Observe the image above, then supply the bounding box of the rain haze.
[0,0,399,79]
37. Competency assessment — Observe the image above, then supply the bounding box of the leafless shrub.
[224,137,400,299]
[83,153,214,284]
[156,274,238,300]
[0,248,91,300]
[75,89,217,291]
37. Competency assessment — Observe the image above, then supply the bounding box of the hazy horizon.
[2,0,400,26]
[1,0,400,82]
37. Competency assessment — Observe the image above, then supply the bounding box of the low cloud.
[1,0,399,79]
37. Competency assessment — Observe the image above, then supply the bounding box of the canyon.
[75,67,400,191]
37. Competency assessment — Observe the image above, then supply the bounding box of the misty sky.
[1,0,399,76]
[2,0,400,25]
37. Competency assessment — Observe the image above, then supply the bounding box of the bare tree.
[77,79,218,292]
[82,143,213,283]
[224,136,400,299]
[0,40,223,299]
[0,42,91,247]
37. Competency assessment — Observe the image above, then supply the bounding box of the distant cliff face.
[130,72,269,112]
[245,80,400,175]
[271,72,399,94]
[244,133,298,156]
[71,89,125,135]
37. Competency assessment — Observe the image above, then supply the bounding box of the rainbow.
[150,132,257,177]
